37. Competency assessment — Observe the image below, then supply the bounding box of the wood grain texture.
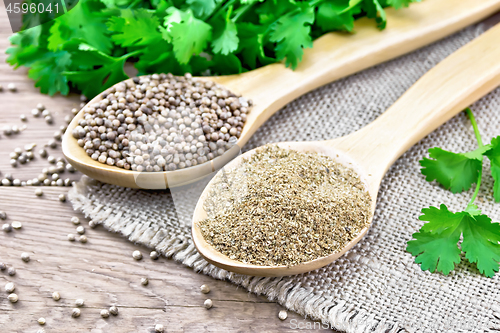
[62,0,500,190]
[0,10,324,333]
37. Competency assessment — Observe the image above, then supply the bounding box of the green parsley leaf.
[420,146,488,193]
[237,22,272,69]
[107,9,162,47]
[28,51,72,96]
[387,0,421,10]
[212,12,239,55]
[6,26,43,68]
[484,136,500,202]
[168,9,212,64]
[316,0,355,32]
[461,213,500,277]
[187,0,218,18]
[362,0,387,29]
[419,204,463,234]
[269,3,315,69]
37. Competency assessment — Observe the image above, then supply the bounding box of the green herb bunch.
[407,109,500,278]
[7,0,420,98]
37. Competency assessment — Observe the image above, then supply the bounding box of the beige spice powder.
[198,144,372,267]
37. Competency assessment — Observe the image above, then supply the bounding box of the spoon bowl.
[62,0,500,189]
[192,22,500,277]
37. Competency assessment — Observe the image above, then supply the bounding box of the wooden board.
[0,7,499,333]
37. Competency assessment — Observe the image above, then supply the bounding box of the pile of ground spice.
[72,73,251,172]
[198,145,373,267]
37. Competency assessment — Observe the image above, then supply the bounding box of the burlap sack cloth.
[68,25,500,332]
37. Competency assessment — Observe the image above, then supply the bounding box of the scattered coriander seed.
[88,220,97,228]
[71,216,80,225]
[66,164,76,173]
[35,189,43,197]
[7,83,17,92]
[37,329,46,333]
[37,317,46,325]
[71,108,78,115]
[155,324,164,333]
[132,250,142,260]
[0,262,6,271]
[76,226,85,235]
[47,139,57,149]
[43,179,50,186]
[53,131,62,141]
[278,310,288,321]
[32,178,40,186]
[5,282,15,293]
[75,299,85,307]
[0,84,3,91]
[26,152,34,160]
[52,291,61,301]
[109,305,118,316]
[71,308,81,318]
[141,277,148,286]
[59,194,67,202]
[149,251,159,260]
[39,149,48,158]
[10,159,17,167]
[0,210,6,220]
[67,233,76,241]
[64,178,72,187]
[47,156,56,164]
[31,109,40,117]
[25,143,36,151]
[3,125,12,136]
[204,299,213,309]
[3,223,12,232]
[11,221,22,229]
[79,235,87,243]
[100,309,110,318]
[52,173,59,181]
[4,174,13,181]
[20,114,27,122]
[7,267,16,276]
[20,124,27,132]
[42,110,50,117]
[45,116,53,124]
[11,125,19,134]
[200,284,210,294]
[37,103,45,111]
[21,252,30,262]
[10,152,19,159]
[1,179,11,186]
[12,179,21,186]
[8,293,18,303]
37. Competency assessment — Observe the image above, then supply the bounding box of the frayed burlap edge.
[69,176,395,332]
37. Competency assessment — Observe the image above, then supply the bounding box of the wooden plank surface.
[0,10,320,333]
[0,7,499,333]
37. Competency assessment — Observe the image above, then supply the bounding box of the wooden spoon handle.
[330,22,500,181]
[214,0,500,147]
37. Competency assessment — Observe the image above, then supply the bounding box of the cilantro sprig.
[7,0,421,98]
[407,109,500,277]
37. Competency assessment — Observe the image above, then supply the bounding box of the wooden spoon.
[62,0,500,189]
[192,23,500,277]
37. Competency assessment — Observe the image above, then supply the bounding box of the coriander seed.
[0,210,6,220]
[59,194,67,202]
[7,267,16,276]
[47,139,57,149]
[75,299,84,307]
[100,309,110,318]
[8,293,18,303]
[109,305,118,316]
[39,149,47,158]
[47,156,56,164]
[20,114,27,122]
[155,324,164,333]
[204,299,213,309]
[37,329,46,333]
[37,103,45,111]
[132,250,142,260]
[141,277,148,286]
[7,83,16,92]
[67,233,76,241]
[88,220,97,228]
[71,216,80,225]
[12,179,21,186]
[38,317,46,325]
[150,251,159,260]
[200,285,210,294]
[5,282,15,293]
[79,235,88,243]
[31,109,40,117]
[52,291,61,301]
[278,310,288,321]
[35,189,43,197]
[45,116,53,124]
[21,252,30,262]
[76,226,85,235]
[71,308,81,318]
[11,221,22,229]
[0,262,6,271]
[3,223,12,232]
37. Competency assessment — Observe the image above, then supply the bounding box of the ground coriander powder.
[198,145,372,267]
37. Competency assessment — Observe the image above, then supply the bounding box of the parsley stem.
[466,108,483,206]
[466,108,483,147]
